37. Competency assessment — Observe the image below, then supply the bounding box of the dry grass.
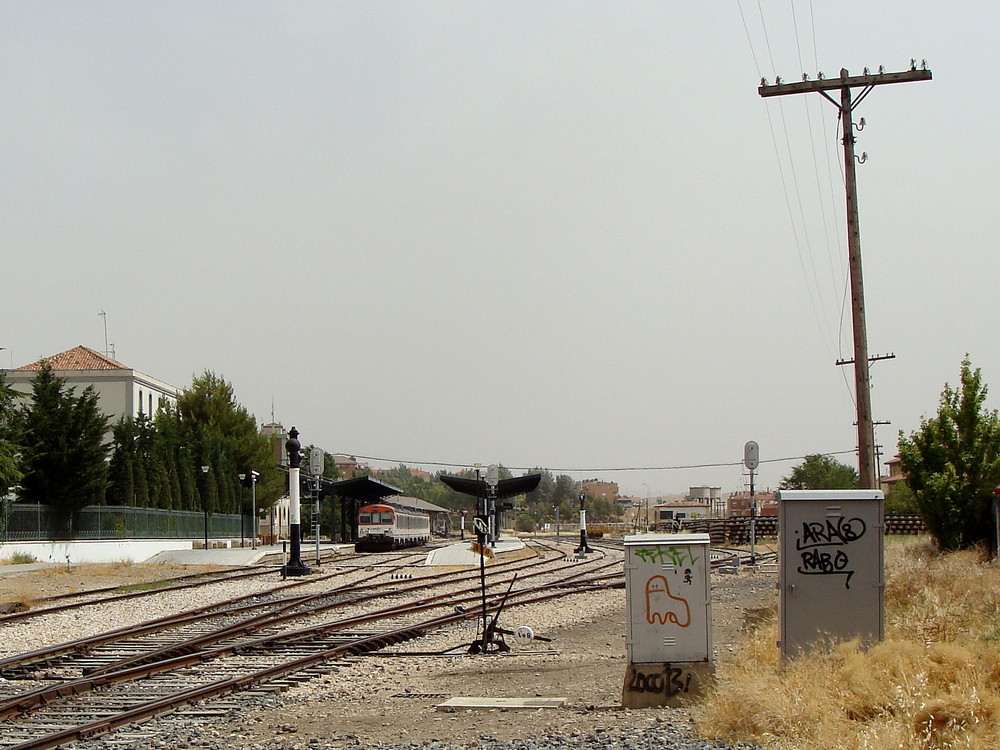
[0,552,38,566]
[694,538,1000,749]
[35,559,135,578]
[0,580,38,610]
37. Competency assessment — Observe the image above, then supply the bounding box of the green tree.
[780,454,859,490]
[884,482,919,515]
[172,372,281,515]
[514,512,536,533]
[17,362,110,522]
[0,372,22,498]
[898,358,1000,552]
[107,418,139,506]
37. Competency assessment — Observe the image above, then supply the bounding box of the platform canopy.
[321,475,402,502]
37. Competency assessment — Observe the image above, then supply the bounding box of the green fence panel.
[0,503,244,542]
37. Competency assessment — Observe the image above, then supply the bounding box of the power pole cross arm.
[759,68,931,98]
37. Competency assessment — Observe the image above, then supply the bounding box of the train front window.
[360,513,373,524]
[380,512,395,524]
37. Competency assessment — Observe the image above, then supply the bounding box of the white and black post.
[574,491,592,555]
[285,427,312,576]
[250,470,258,550]
[486,464,499,547]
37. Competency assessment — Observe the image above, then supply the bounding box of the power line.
[739,0,838,355]
[335,450,859,474]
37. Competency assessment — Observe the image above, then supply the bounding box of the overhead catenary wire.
[738,0,839,357]
[792,0,843,310]
[336,450,859,474]
[739,1,859,410]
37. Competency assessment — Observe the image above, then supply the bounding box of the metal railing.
[0,503,244,542]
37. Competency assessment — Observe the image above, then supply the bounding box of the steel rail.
[1,578,615,750]
[0,553,620,732]
[81,543,591,677]
[0,542,554,678]
[0,574,620,750]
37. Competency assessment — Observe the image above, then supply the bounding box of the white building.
[4,345,180,428]
[653,501,712,527]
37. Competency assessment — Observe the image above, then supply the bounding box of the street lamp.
[201,465,210,550]
[238,472,259,548]
[239,471,260,549]
[642,483,650,532]
[249,470,258,549]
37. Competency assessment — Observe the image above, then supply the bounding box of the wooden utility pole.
[759,64,931,489]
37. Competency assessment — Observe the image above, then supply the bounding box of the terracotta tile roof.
[17,345,129,372]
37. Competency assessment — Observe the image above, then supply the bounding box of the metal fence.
[0,503,245,542]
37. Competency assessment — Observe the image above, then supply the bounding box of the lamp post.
[239,470,260,549]
[250,470,258,549]
[284,427,311,576]
[200,465,210,549]
[643,483,650,532]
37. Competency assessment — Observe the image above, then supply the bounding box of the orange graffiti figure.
[645,575,690,627]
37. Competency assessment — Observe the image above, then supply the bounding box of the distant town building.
[582,479,619,502]
[882,455,905,487]
[653,500,712,526]
[727,491,778,517]
[332,455,368,479]
[260,422,289,467]
[687,486,724,517]
[371,467,432,482]
[4,345,180,436]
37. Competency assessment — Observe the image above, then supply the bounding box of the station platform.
[144,543,353,566]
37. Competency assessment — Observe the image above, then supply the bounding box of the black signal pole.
[284,427,311,576]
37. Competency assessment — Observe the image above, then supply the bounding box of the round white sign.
[514,625,534,647]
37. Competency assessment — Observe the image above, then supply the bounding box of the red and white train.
[355,502,431,552]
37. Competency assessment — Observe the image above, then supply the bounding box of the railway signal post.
[575,492,592,555]
[284,427,312,576]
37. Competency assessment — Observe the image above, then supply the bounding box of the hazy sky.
[3,2,996,497]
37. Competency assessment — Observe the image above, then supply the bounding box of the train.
[355,502,431,552]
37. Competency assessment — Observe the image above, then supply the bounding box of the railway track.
[0,540,624,749]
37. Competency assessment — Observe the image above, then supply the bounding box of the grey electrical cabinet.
[777,489,884,659]
[624,533,712,664]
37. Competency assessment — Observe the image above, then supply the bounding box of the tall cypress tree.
[0,372,22,499]
[107,419,138,506]
[18,362,109,522]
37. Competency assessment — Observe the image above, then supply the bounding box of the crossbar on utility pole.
[759,64,931,489]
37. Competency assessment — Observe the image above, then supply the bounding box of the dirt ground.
[231,569,778,747]
[0,561,228,608]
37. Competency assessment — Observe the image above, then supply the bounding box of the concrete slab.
[144,543,352,566]
[436,697,566,710]
[425,538,525,566]
[144,546,276,566]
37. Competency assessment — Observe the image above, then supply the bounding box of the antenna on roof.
[98,310,109,357]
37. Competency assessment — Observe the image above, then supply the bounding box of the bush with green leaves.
[899,358,1000,552]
